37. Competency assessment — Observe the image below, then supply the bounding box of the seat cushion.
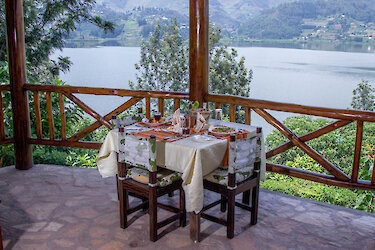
[126,166,181,187]
[204,166,254,186]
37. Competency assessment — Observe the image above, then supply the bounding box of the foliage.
[265,115,375,212]
[266,115,375,176]
[0,62,102,168]
[351,80,375,111]
[129,19,188,92]
[0,0,114,76]
[262,172,360,210]
[130,19,252,117]
[238,0,375,39]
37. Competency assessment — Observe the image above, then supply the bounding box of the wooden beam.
[372,159,375,185]
[58,93,66,140]
[5,0,33,169]
[158,98,164,117]
[174,98,180,111]
[254,108,349,181]
[189,0,209,106]
[245,107,251,125]
[146,97,151,119]
[68,97,142,142]
[207,93,375,122]
[0,93,4,140]
[230,104,235,122]
[351,121,363,182]
[267,120,352,158]
[24,84,189,99]
[33,91,42,139]
[267,163,375,191]
[64,92,112,129]
[46,92,55,140]
[0,138,15,145]
[28,138,101,150]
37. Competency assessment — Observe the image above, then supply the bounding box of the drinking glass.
[154,112,161,122]
[183,127,190,136]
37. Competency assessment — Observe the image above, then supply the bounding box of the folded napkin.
[168,108,183,134]
[194,112,209,133]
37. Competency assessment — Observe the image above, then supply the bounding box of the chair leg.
[119,185,128,229]
[149,186,158,242]
[251,185,259,225]
[242,190,250,205]
[227,190,235,239]
[220,195,227,212]
[116,174,119,200]
[179,188,186,227]
[141,197,149,212]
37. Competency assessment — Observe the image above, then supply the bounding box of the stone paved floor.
[0,165,375,250]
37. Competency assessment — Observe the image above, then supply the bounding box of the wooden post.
[5,0,33,170]
[189,0,209,106]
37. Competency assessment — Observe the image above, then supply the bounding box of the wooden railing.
[0,83,374,191]
[207,93,375,191]
[23,84,189,149]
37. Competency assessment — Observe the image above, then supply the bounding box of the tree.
[0,0,114,76]
[130,19,188,93]
[351,80,375,111]
[130,19,253,112]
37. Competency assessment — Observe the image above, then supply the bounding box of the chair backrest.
[228,130,262,175]
[118,128,157,172]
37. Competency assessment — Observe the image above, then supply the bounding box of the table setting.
[97,104,266,213]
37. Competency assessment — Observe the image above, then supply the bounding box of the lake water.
[52,46,375,135]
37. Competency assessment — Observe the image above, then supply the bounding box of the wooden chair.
[117,127,186,242]
[202,128,262,239]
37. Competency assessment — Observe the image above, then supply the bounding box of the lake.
[52,46,375,135]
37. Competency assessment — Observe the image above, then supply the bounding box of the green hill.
[97,0,292,28]
[238,0,375,41]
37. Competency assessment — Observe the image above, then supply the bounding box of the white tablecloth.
[96,120,266,213]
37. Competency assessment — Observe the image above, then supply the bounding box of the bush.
[264,115,375,213]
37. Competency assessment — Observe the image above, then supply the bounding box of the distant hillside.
[68,0,375,45]
[238,0,375,40]
[97,0,292,28]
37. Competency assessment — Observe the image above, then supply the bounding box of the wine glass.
[154,112,161,122]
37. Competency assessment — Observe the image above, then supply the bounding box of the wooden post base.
[189,212,200,243]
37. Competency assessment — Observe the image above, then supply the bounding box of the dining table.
[96,118,266,241]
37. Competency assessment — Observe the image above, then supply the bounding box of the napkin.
[194,112,209,133]
[168,108,183,134]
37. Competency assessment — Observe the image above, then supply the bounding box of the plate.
[208,125,237,136]
[124,127,146,133]
[192,135,218,142]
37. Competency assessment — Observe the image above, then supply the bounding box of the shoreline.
[64,38,375,53]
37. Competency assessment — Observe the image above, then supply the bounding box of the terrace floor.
[0,165,375,250]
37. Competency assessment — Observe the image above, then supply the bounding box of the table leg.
[189,212,200,243]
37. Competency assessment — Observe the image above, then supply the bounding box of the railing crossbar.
[254,108,350,181]
[266,119,352,159]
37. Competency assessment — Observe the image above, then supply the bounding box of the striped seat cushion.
[126,166,181,187]
[204,166,254,186]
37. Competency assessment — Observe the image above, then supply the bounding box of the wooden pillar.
[189,0,209,106]
[5,0,33,170]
